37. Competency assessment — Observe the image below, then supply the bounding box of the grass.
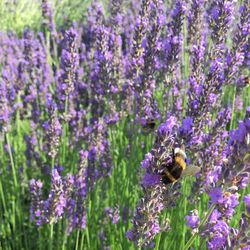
[0,0,92,34]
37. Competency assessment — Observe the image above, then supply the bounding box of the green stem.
[6,133,17,188]
[51,156,55,170]
[62,221,68,250]
[49,154,55,249]
[0,181,6,211]
[50,224,54,250]
[75,230,80,250]
[80,231,84,250]
[230,85,237,130]
[62,96,69,165]
[17,93,21,137]
[86,198,91,248]
[183,204,216,250]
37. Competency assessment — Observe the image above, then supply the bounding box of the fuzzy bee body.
[159,146,200,185]
[161,147,187,184]
[142,119,156,133]
[145,121,156,130]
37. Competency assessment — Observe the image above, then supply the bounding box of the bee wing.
[181,165,200,177]
[243,153,250,163]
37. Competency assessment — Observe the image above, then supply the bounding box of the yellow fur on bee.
[175,156,186,170]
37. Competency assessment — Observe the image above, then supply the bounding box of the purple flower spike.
[207,220,230,250]
[186,210,199,230]
[142,173,161,186]
[209,188,223,204]
[41,0,57,38]
[244,195,250,208]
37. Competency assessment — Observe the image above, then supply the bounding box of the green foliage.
[53,0,93,29]
[0,0,42,34]
[0,0,93,34]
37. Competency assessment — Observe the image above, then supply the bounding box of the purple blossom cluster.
[104,205,120,225]
[41,0,57,38]
[0,0,249,248]
[30,151,87,233]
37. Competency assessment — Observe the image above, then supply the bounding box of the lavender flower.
[224,0,250,86]
[138,0,164,128]
[0,81,11,135]
[44,108,62,159]
[87,119,112,186]
[223,109,250,187]
[63,173,75,233]
[187,0,206,120]
[41,0,57,38]
[186,209,199,231]
[122,0,151,114]
[208,0,236,45]
[104,206,120,224]
[160,0,186,75]
[71,150,88,231]
[108,0,123,91]
[206,220,230,250]
[126,186,169,248]
[186,0,237,127]
[83,1,105,50]
[244,195,250,208]
[127,116,180,247]
[48,169,67,222]
[30,179,45,225]
[226,194,250,249]
[57,28,79,110]
[189,109,231,194]
[90,24,112,123]
[187,0,205,45]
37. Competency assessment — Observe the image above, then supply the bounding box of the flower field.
[0,0,250,249]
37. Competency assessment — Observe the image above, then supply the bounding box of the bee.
[142,119,156,133]
[245,76,250,86]
[161,147,200,185]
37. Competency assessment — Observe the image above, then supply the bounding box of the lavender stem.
[6,133,17,188]
[183,204,216,250]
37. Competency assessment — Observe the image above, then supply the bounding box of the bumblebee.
[161,147,187,184]
[161,147,200,185]
[142,119,156,133]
